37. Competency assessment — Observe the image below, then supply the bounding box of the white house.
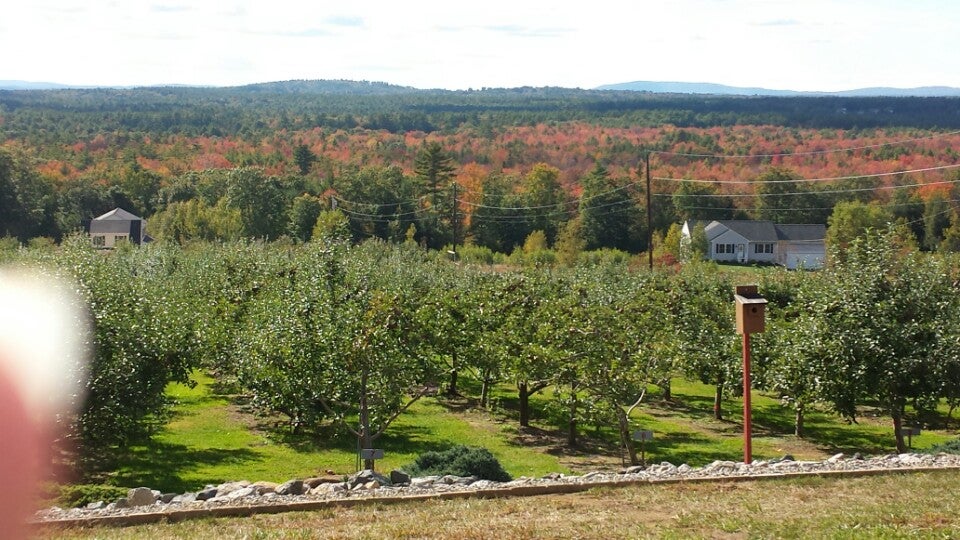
[87,208,150,248]
[682,220,826,269]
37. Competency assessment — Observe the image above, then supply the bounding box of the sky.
[3,0,959,91]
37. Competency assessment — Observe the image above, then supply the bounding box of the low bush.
[57,484,130,507]
[403,445,511,482]
[925,438,960,454]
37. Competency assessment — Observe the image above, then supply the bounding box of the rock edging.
[33,452,960,529]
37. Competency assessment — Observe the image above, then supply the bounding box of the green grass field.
[99,372,569,494]
[76,369,956,499]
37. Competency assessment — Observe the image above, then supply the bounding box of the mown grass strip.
[106,372,566,494]
[34,467,960,535]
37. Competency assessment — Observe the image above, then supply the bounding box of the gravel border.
[32,452,960,529]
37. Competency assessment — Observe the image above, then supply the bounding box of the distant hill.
[595,80,960,97]
[0,79,420,94]
[232,79,419,95]
[0,80,76,90]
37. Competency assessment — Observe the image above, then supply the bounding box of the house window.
[764,243,774,254]
[92,235,105,247]
[754,243,774,254]
[114,235,128,245]
[715,243,736,254]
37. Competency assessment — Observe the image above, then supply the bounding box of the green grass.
[489,376,954,468]
[635,378,954,465]
[85,370,957,497]
[103,372,567,493]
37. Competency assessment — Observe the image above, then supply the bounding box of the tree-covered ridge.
[4,80,960,254]
[4,84,960,145]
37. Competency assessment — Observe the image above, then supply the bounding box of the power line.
[459,182,640,211]
[336,206,428,221]
[331,194,428,210]
[654,129,960,159]
[663,176,960,199]
[676,199,960,217]
[653,163,960,185]
[466,198,639,223]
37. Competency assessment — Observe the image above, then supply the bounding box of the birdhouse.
[734,285,767,334]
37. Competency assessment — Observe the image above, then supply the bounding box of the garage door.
[785,253,823,270]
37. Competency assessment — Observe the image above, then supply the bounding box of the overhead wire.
[654,129,960,159]
[464,197,640,223]
[663,176,960,199]
[653,163,960,185]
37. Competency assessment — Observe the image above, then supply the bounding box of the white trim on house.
[87,208,149,248]
[682,220,825,269]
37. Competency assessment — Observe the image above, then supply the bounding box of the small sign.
[632,430,654,442]
[902,427,921,437]
[360,448,384,460]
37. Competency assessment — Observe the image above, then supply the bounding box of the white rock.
[127,487,157,507]
[215,481,251,497]
[223,486,257,500]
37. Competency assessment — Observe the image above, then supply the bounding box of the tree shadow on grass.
[249,413,487,463]
[96,441,262,494]
[639,431,743,467]
[801,424,896,456]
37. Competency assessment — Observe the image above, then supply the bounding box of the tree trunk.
[892,408,907,454]
[360,368,375,470]
[480,374,491,409]
[617,407,639,466]
[794,405,804,438]
[714,381,724,421]
[661,378,672,401]
[519,381,531,427]
[567,382,578,447]
[447,350,459,397]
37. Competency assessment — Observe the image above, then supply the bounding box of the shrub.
[925,438,960,455]
[57,484,130,507]
[404,445,511,482]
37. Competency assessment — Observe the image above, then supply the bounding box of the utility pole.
[451,182,459,261]
[646,152,653,271]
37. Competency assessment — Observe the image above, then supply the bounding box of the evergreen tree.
[579,162,642,251]
[293,144,317,176]
[414,142,456,249]
[922,193,951,250]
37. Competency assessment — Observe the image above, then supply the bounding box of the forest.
[3,81,960,256]
[4,81,960,483]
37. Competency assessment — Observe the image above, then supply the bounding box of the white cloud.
[1,0,959,89]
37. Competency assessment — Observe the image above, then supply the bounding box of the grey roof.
[707,220,779,242]
[703,220,825,242]
[774,224,826,242]
[93,208,142,221]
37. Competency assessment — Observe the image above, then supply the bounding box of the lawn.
[80,369,956,498]
[101,372,568,495]
[38,470,960,539]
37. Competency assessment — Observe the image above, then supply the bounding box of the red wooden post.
[734,285,765,465]
[742,332,752,464]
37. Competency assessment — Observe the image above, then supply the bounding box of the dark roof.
[93,208,142,221]
[774,224,826,241]
[707,220,779,242]
[702,220,825,242]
